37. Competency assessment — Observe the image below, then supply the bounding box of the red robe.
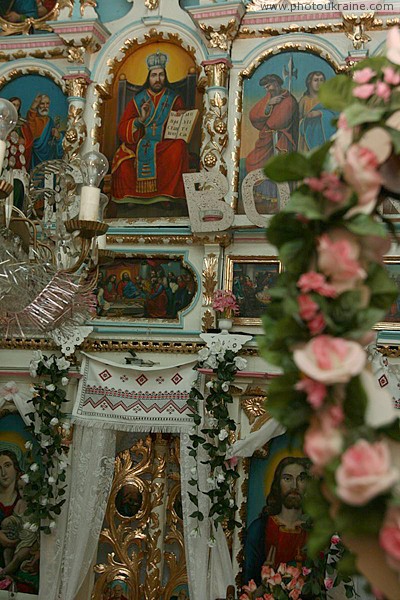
[246,90,299,173]
[264,515,308,569]
[111,88,189,202]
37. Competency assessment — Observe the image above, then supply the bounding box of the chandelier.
[0,98,109,339]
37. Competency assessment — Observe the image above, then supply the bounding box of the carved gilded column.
[201,243,223,332]
[200,59,231,176]
[62,74,91,161]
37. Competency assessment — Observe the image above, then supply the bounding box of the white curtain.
[40,425,116,600]
[181,430,235,600]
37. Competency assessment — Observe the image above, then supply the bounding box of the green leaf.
[284,189,324,220]
[386,126,400,153]
[344,103,386,126]
[318,75,355,111]
[267,211,309,249]
[264,152,312,182]
[345,214,387,237]
[306,141,333,174]
[344,375,367,427]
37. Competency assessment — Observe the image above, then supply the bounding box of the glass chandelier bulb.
[80,150,109,188]
[0,98,18,141]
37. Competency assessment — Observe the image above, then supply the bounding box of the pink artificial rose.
[242,580,257,594]
[353,83,375,99]
[324,578,334,590]
[302,567,312,576]
[375,81,392,102]
[326,404,345,427]
[286,566,301,579]
[353,67,377,83]
[240,595,250,600]
[289,590,302,600]
[261,565,274,581]
[379,506,400,570]
[298,294,319,321]
[293,335,366,384]
[331,534,341,545]
[387,26,400,65]
[332,124,353,168]
[297,272,337,298]
[336,439,399,506]
[383,66,400,85]
[266,572,282,586]
[304,416,343,468]
[296,376,327,409]
[262,595,274,600]
[343,144,382,214]
[308,313,326,336]
[317,231,366,293]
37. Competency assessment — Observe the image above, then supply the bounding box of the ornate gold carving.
[204,62,230,89]
[59,0,74,16]
[67,45,85,64]
[202,253,218,306]
[241,396,267,425]
[92,435,188,600]
[80,0,96,15]
[343,13,374,49]
[64,77,90,99]
[201,90,229,175]
[202,309,215,332]
[199,19,239,51]
[0,2,58,35]
[66,36,101,63]
[63,104,87,160]
[104,233,231,246]
[145,0,159,8]
[377,345,400,357]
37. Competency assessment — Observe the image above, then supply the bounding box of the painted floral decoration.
[212,290,240,319]
[259,28,400,582]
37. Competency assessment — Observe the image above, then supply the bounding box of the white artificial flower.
[189,527,200,538]
[221,382,230,392]
[229,498,234,508]
[50,417,59,426]
[29,365,38,378]
[190,467,197,476]
[207,536,216,548]
[206,356,218,369]
[48,476,56,484]
[40,497,48,506]
[23,521,32,530]
[29,523,39,532]
[32,350,43,362]
[207,477,215,485]
[44,358,54,369]
[59,461,68,471]
[46,384,55,392]
[234,356,247,371]
[25,441,33,450]
[41,439,51,448]
[49,521,56,529]
[198,348,210,362]
[218,429,229,441]
[61,377,69,386]
[206,381,214,390]
[207,417,218,428]
[56,357,70,371]
[21,474,29,483]
[216,473,225,483]
[30,463,39,472]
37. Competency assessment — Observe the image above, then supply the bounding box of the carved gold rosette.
[92,435,188,600]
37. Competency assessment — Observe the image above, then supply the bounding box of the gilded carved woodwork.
[92,435,187,600]
[199,19,239,52]
[202,253,218,306]
[145,0,160,8]
[342,13,374,50]
[63,104,88,160]
[202,310,215,332]
[201,89,229,175]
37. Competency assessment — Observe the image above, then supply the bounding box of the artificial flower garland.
[259,28,400,584]
[188,340,247,537]
[23,351,71,533]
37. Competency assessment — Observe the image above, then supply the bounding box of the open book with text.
[164,109,199,143]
